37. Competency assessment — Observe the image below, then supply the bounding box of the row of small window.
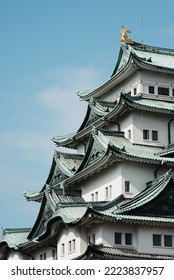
[115,232,133,245]
[91,183,131,201]
[153,234,173,247]
[61,239,76,256]
[143,129,158,141]
[149,86,174,96]
[115,233,174,248]
[39,249,56,260]
[91,185,112,201]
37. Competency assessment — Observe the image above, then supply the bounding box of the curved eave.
[23,191,43,202]
[64,148,116,187]
[77,56,139,101]
[52,133,76,148]
[27,195,46,240]
[133,56,174,75]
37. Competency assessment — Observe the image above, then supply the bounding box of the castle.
[1,27,174,260]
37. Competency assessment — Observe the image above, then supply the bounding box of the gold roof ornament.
[120,26,135,44]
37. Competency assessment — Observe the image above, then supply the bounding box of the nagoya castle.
[1,26,174,260]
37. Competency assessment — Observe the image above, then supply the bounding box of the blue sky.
[1,0,174,232]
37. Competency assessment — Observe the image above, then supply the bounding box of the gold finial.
[120,26,135,45]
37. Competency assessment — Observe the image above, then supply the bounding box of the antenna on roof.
[141,16,145,48]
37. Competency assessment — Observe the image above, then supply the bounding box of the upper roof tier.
[52,93,174,149]
[77,41,174,101]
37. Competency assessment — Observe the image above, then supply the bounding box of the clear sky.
[1,0,174,233]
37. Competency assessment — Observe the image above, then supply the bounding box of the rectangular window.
[61,243,65,256]
[40,254,43,260]
[143,129,149,140]
[125,233,132,245]
[43,252,46,260]
[164,235,173,247]
[128,129,131,139]
[91,234,95,244]
[114,232,122,244]
[105,185,112,199]
[158,87,169,96]
[149,86,154,94]
[91,193,94,201]
[52,249,56,260]
[152,130,158,141]
[125,181,130,193]
[173,89,174,96]
[134,88,137,95]
[153,234,161,246]
[95,191,98,201]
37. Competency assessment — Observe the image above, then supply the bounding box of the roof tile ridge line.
[2,228,31,235]
[133,43,174,56]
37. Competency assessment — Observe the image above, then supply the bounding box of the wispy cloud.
[0,64,105,228]
[36,65,105,134]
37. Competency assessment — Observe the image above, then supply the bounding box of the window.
[125,181,130,193]
[134,88,137,95]
[164,235,173,247]
[143,129,149,140]
[72,239,76,251]
[158,87,169,96]
[114,232,122,244]
[52,249,56,260]
[61,243,65,256]
[91,234,95,244]
[68,240,75,253]
[149,86,154,94]
[125,233,132,245]
[152,130,158,141]
[128,129,131,139]
[105,185,112,199]
[153,234,161,246]
[91,193,94,201]
[40,253,46,260]
[95,191,98,201]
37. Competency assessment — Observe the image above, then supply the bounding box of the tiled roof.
[95,129,174,164]
[132,43,174,70]
[76,244,174,260]
[0,228,30,249]
[54,151,83,177]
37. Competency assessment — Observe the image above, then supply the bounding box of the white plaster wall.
[133,111,170,146]
[121,162,155,195]
[97,222,137,247]
[81,164,122,201]
[32,246,56,260]
[137,225,174,255]
[57,227,82,260]
[99,72,142,102]
[117,110,172,147]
